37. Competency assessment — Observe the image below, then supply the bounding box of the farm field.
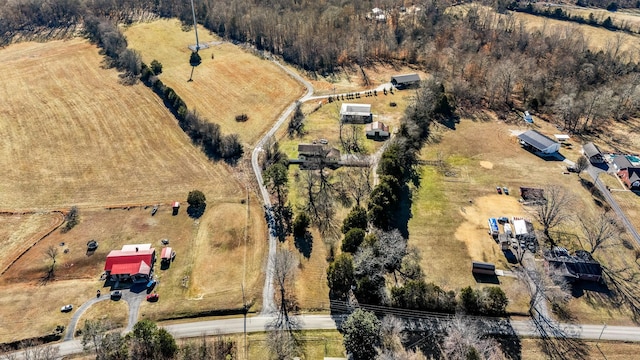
[0,212,63,275]
[123,19,305,145]
[409,117,637,321]
[0,200,266,343]
[535,4,640,33]
[0,38,242,210]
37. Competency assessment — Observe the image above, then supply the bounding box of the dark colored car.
[111,290,122,300]
[496,186,502,194]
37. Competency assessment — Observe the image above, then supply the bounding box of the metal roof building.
[517,130,560,154]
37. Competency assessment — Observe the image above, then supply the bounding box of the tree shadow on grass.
[294,232,313,259]
[187,204,206,219]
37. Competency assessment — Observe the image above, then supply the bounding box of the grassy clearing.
[409,118,635,319]
[78,299,129,331]
[0,213,63,275]
[123,19,304,145]
[612,190,640,240]
[0,38,241,209]
[520,338,640,359]
[0,200,266,343]
[246,330,344,359]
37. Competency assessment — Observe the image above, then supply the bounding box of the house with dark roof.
[297,143,341,170]
[104,244,155,283]
[544,248,603,283]
[340,103,372,124]
[391,73,421,89]
[581,142,604,164]
[613,155,633,172]
[620,168,640,190]
[517,130,560,154]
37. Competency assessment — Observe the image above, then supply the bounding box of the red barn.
[104,247,155,283]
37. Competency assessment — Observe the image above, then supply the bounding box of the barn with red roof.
[104,244,155,282]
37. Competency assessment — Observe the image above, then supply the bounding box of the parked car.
[87,239,98,251]
[60,304,73,312]
[146,279,157,292]
[497,217,509,224]
[111,290,122,300]
[496,186,502,194]
[146,293,159,302]
[567,166,578,173]
[503,187,509,195]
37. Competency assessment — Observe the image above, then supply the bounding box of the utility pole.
[190,0,200,51]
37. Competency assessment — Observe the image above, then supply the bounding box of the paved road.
[587,165,640,244]
[251,60,313,314]
[13,314,640,359]
[64,295,110,340]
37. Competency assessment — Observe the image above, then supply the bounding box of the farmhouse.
[612,155,640,172]
[517,130,560,154]
[391,73,421,89]
[365,121,390,139]
[544,248,603,283]
[619,167,640,190]
[582,142,604,164]
[297,143,341,170]
[340,103,372,124]
[104,244,155,283]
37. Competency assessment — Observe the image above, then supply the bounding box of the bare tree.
[81,319,109,357]
[267,248,301,359]
[336,163,372,207]
[1,343,60,360]
[442,317,505,360]
[529,185,575,242]
[579,212,620,254]
[43,245,59,282]
[376,316,426,360]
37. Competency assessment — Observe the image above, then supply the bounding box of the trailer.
[488,218,499,236]
[472,261,496,275]
[503,223,513,237]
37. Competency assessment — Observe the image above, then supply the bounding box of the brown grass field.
[0,199,266,343]
[123,19,305,145]
[0,38,244,210]
[0,213,63,275]
[536,4,640,33]
[410,117,639,320]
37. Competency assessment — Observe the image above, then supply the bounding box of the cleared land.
[123,19,305,145]
[409,117,637,320]
[0,39,242,209]
[0,201,266,343]
[0,213,63,275]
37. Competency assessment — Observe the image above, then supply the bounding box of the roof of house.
[161,247,173,259]
[613,156,633,170]
[104,249,155,272]
[582,142,602,158]
[391,73,421,84]
[298,144,325,154]
[520,187,545,201]
[365,121,389,132]
[110,260,151,276]
[621,168,640,185]
[340,103,371,115]
[517,130,559,151]
[121,244,152,252]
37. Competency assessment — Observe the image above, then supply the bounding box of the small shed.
[582,142,604,164]
[472,261,496,275]
[517,130,560,154]
[172,201,180,215]
[523,111,534,123]
[161,247,174,263]
[365,121,390,139]
[391,73,421,89]
[554,134,570,142]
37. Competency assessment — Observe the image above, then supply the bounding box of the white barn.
[340,103,372,124]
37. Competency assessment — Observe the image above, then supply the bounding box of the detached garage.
[517,130,560,154]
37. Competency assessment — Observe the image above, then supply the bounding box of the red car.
[496,186,502,194]
[146,293,159,302]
